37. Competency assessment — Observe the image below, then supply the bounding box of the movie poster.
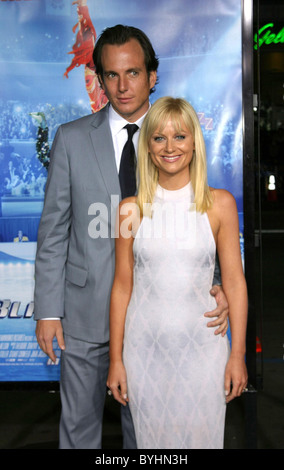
[0,0,243,381]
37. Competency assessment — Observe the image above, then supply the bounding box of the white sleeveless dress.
[123,182,230,449]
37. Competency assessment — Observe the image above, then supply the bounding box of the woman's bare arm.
[107,198,139,405]
[213,189,248,402]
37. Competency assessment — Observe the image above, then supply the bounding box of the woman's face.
[148,118,195,186]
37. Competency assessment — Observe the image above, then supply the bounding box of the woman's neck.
[158,174,191,191]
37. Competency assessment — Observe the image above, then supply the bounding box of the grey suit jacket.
[34,104,120,343]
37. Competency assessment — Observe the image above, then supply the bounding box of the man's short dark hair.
[93,24,159,94]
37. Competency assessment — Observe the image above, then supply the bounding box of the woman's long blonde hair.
[136,96,213,215]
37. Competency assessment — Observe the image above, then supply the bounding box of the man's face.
[99,39,157,123]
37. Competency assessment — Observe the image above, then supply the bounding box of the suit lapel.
[89,104,121,201]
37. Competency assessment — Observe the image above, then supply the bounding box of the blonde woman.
[107,97,248,449]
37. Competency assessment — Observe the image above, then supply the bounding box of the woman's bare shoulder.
[209,187,236,209]
[118,196,140,227]
[119,195,137,205]
[119,196,138,212]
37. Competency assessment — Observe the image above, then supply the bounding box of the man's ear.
[149,70,157,90]
[98,74,104,90]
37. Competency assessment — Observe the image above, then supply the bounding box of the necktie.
[119,124,138,199]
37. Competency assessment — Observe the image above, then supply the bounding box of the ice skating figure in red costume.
[64,0,108,113]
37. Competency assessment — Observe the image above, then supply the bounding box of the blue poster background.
[0,0,243,381]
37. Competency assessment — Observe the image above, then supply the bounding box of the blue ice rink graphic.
[0,0,242,381]
[0,243,61,381]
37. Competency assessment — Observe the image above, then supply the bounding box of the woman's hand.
[107,361,129,406]
[224,353,248,403]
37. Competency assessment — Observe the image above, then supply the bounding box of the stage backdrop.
[0,0,243,382]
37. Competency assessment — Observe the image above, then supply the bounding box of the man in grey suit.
[34,25,229,449]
